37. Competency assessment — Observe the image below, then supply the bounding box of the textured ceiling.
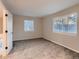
[2,0,79,17]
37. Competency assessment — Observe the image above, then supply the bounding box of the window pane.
[53,13,77,33]
[53,18,63,32]
[24,20,34,31]
[62,17,69,32]
[68,14,77,33]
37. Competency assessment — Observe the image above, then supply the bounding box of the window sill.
[53,32,77,36]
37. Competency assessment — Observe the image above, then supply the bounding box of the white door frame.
[1,9,13,56]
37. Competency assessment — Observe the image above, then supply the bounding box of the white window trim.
[24,20,34,32]
[52,13,78,34]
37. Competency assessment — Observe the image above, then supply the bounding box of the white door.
[2,10,13,55]
[6,10,13,54]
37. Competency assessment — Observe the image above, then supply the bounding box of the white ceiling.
[2,0,79,17]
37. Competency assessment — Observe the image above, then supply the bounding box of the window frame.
[24,20,34,32]
[52,13,77,34]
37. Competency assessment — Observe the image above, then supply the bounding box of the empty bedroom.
[0,0,79,59]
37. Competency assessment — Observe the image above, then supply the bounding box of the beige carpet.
[7,38,79,59]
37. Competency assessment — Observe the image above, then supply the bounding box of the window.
[53,13,77,33]
[24,20,34,32]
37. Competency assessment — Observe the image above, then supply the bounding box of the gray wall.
[43,4,79,53]
[13,16,43,41]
